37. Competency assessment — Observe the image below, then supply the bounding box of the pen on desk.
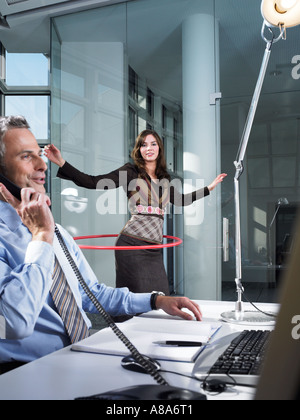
[153,341,206,347]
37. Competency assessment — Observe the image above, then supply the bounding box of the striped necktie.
[50,256,89,344]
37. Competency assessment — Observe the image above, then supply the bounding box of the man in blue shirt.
[0,116,202,373]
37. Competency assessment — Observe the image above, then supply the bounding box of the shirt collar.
[0,201,23,232]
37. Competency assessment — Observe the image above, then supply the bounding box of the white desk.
[0,300,277,401]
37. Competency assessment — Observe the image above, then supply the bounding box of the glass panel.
[51,23,62,222]
[271,119,298,156]
[5,53,49,86]
[51,0,300,302]
[273,157,297,188]
[248,157,271,189]
[5,95,49,140]
[51,0,216,297]
[217,0,300,304]
[127,0,218,298]
[52,4,128,288]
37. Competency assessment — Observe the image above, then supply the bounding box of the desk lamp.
[268,197,289,266]
[221,0,300,325]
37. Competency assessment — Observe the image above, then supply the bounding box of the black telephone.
[0,172,206,401]
[0,173,22,201]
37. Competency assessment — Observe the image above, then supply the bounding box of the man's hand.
[155,296,203,321]
[0,184,55,244]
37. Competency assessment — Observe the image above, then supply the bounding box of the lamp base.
[220,310,276,326]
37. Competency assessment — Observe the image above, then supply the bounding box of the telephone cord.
[54,226,168,387]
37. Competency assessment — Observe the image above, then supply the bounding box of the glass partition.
[51,0,300,302]
[51,4,128,288]
[51,0,218,294]
[216,0,300,303]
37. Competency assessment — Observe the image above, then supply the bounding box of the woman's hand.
[208,173,227,192]
[44,144,65,168]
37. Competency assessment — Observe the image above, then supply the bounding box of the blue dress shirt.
[0,201,151,363]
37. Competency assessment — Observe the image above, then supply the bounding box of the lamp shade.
[277,197,289,205]
[261,0,300,27]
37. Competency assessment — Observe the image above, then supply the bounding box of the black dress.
[57,162,209,295]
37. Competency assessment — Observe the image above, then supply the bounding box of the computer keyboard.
[208,330,271,385]
[194,330,272,387]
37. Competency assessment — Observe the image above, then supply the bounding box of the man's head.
[0,116,47,194]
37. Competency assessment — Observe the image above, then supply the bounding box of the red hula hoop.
[73,234,182,251]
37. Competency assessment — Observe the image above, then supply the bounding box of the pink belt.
[135,205,165,217]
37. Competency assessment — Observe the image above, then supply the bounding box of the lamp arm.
[235,23,285,168]
[233,24,283,314]
[269,204,280,229]
[235,45,272,167]
[268,204,281,266]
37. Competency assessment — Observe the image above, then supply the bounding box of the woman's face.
[139,135,160,163]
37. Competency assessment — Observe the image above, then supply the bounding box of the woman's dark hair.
[131,130,171,181]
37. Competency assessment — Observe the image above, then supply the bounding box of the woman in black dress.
[45,130,226,295]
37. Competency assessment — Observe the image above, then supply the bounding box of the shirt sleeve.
[0,241,54,340]
[83,283,152,317]
[170,185,210,207]
[57,161,135,191]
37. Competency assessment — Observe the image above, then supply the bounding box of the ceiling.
[0,0,128,52]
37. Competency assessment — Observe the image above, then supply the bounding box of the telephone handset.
[0,173,22,201]
[0,172,206,400]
